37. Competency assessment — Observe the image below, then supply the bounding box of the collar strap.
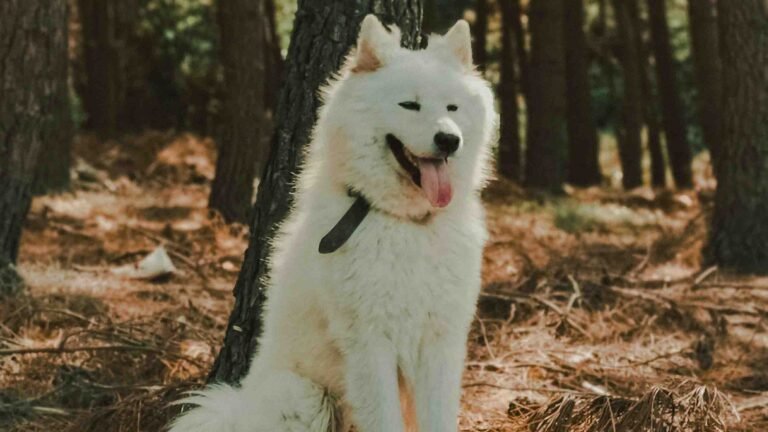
[318,189,371,254]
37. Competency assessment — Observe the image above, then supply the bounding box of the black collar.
[318,189,436,254]
[318,189,371,254]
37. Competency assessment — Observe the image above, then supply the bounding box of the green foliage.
[579,0,703,153]
[553,201,659,234]
[131,0,222,131]
[553,202,605,233]
[138,0,218,78]
[121,0,294,132]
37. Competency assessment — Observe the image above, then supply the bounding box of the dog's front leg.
[414,334,466,432]
[343,336,405,432]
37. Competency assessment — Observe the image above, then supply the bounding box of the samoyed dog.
[169,14,496,432]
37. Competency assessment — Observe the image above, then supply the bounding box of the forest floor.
[1,133,767,431]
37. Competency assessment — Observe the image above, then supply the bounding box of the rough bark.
[77,0,138,135]
[564,0,601,186]
[472,0,489,71]
[647,0,692,188]
[0,0,68,294]
[706,1,768,273]
[497,0,521,181]
[524,0,567,191]
[208,0,267,224]
[209,0,423,384]
[688,0,722,165]
[610,0,644,189]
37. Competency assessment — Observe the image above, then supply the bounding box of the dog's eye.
[447,104,458,112]
[398,101,421,111]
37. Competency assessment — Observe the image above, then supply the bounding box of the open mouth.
[387,134,424,186]
[386,134,453,208]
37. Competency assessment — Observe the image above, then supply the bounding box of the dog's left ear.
[352,15,400,73]
[442,20,473,70]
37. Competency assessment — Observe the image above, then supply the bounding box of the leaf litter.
[1,134,766,431]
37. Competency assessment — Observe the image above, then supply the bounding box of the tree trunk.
[610,0,644,189]
[264,0,284,115]
[630,0,667,188]
[424,0,472,33]
[647,0,692,188]
[706,1,768,273]
[497,0,521,181]
[0,0,68,294]
[208,0,423,384]
[208,0,267,224]
[472,0,489,71]
[514,0,529,101]
[77,0,138,135]
[524,0,567,191]
[259,0,284,179]
[424,0,439,32]
[35,2,73,195]
[563,0,601,186]
[641,74,667,188]
[688,0,722,165]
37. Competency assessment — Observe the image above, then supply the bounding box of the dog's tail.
[167,372,340,432]
[167,384,247,432]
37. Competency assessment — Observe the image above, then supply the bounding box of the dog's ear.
[352,15,398,73]
[442,20,473,70]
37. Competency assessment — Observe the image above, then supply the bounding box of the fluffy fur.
[168,15,496,432]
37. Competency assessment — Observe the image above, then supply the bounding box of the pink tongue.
[418,159,453,208]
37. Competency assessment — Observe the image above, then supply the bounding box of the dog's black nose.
[434,132,460,155]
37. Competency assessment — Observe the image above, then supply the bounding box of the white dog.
[169,14,496,432]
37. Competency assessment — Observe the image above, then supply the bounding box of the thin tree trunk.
[35,2,73,194]
[513,0,529,100]
[594,0,618,143]
[424,0,472,33]
[424,0,440,32]
[472,0,489,71]
[257,0,285,180]
[77,0,137,136]
[610,0,644,189]
[688,0,722,165]
[647,0,692,188]
[564,0,601,186]
[641,74,667,188]
[630,0,666,188]
[209,0,267,223]
[525,0,567,191]
[0,0,68,294]
[706,0,768,273]
[498,0,521,180]
[264,0,284,114]
[208,0,423,384]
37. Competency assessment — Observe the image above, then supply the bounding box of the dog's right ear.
[352,15,397,73]
[442,20,473,70]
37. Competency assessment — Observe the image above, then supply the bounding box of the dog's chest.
[325,210,485,338]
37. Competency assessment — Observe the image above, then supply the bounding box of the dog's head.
[316,15,496,219]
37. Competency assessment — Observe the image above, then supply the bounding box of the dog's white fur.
[169,15,496,432]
